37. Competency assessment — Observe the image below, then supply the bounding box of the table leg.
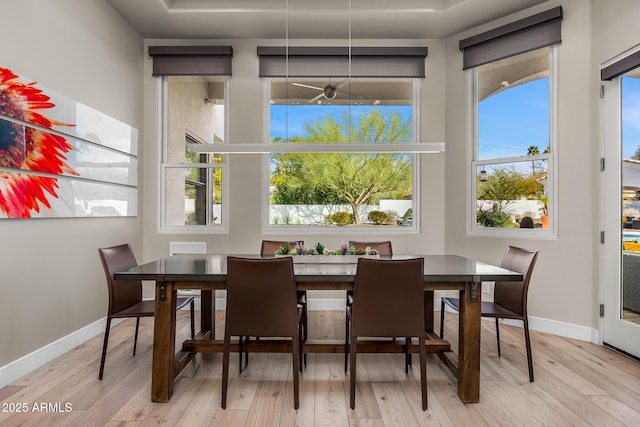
[200,290,214,338]
[424,290,434,332]
[457,281,481,403]
[151,281,177,402]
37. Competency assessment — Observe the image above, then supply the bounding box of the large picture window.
[265,77,417,229]
[472,47,556,232]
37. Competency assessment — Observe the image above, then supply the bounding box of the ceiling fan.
[291,80,363,104]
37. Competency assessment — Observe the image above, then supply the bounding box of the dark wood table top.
[115,254,523,283]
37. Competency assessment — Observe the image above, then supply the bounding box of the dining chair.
[97,243,195,380]
[347,257,428,410]
[440,245,539,382]
[344,241,412,372]
[235,240,306,371]
[261,240,308,341]
[222,256,303,409]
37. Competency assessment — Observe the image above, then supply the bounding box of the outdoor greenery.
[270,109,412,224]
[367,210,389,225]
[325,211,354,225]
[476,146,547,227]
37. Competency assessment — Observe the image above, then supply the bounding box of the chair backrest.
[348,241,393,256]
[494,246,539,316]
[169,241,207,255]
[351,258,424,337]
[98,244,143,315]
[225,256,298,337]
[260,240,304,255]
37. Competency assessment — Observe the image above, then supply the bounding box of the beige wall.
[0,0,143,366]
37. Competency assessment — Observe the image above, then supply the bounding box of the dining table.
[114,253,523,404]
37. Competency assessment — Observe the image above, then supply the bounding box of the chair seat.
[111,296,194,318]
[296,291,307,304]
[176,296,195,311]
[111,300,155,318]
[442,297,521,319]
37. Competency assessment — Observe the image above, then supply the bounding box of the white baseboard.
[0,297,599,388]
[0,317,120,388]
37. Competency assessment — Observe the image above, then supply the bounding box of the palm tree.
[527,145,539,175]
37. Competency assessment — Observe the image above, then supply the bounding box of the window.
[265,77,417,229]
[161,76,227,231]
[471,47,556,232]
[460,7,562,234]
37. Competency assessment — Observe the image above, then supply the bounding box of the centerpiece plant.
[274,242,379,256]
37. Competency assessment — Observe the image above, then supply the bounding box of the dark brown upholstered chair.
[236,240,307,371]
[261,240,308,341]
[347,258,428,410]
[97,244,195,380]
[344,241,412,372]
[222,256,303,409]
[440,246,539,382]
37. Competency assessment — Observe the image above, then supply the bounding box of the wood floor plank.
[314,353,350,427]
[1,310,640,426]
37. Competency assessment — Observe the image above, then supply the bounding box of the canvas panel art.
[0,66,138,218]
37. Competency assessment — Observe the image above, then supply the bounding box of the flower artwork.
[0,66,138,218]
[0,68,77,218]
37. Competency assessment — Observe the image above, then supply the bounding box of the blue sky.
[478,78,550,160]
[270,105,412,141]
[623,76,640,158]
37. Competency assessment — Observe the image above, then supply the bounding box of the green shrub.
[476,204,515,228]
[367,210,389,225]
[325,211,354,226]
[520,216,535,228]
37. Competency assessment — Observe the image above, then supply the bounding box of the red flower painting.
[0,67,77,218]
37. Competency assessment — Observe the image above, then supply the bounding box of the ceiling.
[106,0,550,40]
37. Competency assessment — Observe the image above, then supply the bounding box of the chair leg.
[238,336,244,373]
[245,337,249,367]
[404,337,411,373]
[344,310,350,373]
[439,299,445,338]
[419,334,428,411]
[495,318,501,357]
[221,334,231,409]
[292,335,300,409]
[523,317,534,382]
[133,317,140,356]
[299,320,304,373]
[302,303,308,342]
[190,300,195,339]
[98,318,112,380]
[349,334,357,410]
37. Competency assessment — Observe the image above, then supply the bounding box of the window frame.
[468,46,558,237]
[261,77,421,235]
[159,76,229,234]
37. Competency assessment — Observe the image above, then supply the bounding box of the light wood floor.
[2,310,640,426]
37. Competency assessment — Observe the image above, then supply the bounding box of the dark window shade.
[459,6,562,70]
[601,50,640,81]
[257,46,428,78]
[148,46,233,76]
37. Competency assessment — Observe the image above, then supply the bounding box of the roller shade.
[459,6,562,70]
[148,46,233,76]
[257,46,428,78]
[601,50,640,81]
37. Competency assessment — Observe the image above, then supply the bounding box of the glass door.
[603,66,640,358]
